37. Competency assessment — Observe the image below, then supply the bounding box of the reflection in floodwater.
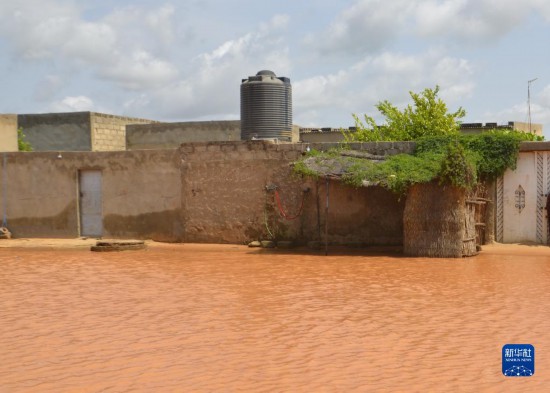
[1,244,549,391]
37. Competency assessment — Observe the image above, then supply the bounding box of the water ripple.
[1,244,549,391]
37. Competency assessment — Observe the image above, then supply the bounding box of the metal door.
[79,170,102,237]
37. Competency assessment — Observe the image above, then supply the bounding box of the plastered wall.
[0,115,18,152]
[0,141,406,244]
[0,150,182,240]
[180,141,405,244]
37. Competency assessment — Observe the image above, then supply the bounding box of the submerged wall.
[0,150,182,240]
[0,141,405,245]
[179,141,404,245]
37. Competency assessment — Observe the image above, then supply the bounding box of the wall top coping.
[90,112,157,123]
[519,141,550,152]
[0,149,179,160]
[18,111,157,124]
[127,120,241,130]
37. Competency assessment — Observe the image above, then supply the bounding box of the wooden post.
[484,180,496,244]
[316,180,321,240]
[325,177,329,256]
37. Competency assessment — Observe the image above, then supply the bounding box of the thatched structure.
[403,182,481,257]
[404,183,464,257]
[297,150,489,258]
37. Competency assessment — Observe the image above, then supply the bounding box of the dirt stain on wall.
[7,201,78,238]
[103,209,184,242]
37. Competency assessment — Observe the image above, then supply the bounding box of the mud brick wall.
[0,149,182,240]
[180,141,405,245]
[1,141,406,244]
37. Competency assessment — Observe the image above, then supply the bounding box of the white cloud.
[532,85,550,130]
[61,21,117,64]
[478,85,550,136]
[0,0,179,90]
[540,85,550,107]
[0,0,78,59]
[309,0,413,56]
[130,14,291,120]
[293,50,474,126]
[50,95,95,112]
[310,0,550,58]
[415,0,530,42]
[532,0,550,22]
[100,50,179,90]
[145,4,176,46]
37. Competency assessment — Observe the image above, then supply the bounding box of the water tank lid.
[256,70,276,77]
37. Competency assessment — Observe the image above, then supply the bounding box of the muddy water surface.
[1,243,549,392]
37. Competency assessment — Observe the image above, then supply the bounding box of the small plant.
[352,86,466,141]
[17,128,32,151]
[439,140,477,189]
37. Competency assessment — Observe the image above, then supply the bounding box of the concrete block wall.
[91,113,155,151]
[18,112,92,151]
[127,120,241,150]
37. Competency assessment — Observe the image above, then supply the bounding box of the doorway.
[79,170,103,237]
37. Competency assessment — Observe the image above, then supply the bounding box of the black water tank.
[240,70,292,141]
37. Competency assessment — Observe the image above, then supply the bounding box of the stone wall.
[91,112,155,151]
[0,114,18,152]
[127,121,241,150]
[18,112,92,151]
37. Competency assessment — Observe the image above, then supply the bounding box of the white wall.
[500,151,550,244]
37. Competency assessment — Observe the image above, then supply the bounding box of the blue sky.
[1,0,550,136]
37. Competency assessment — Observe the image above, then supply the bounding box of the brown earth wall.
[0,150,182,240]
[0,141,408,244]
[180,141,405,245]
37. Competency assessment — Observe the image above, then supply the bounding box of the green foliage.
[342,152,444,194]
[351,86,466,141]
[17,128,33,151]
[438,141,477,189]
[416,131,529,180]
[294,131,526,194]
[295,85,535,193]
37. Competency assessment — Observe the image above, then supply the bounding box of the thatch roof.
[300,151,386,184]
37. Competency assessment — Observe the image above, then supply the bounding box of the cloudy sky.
[1,0,550,136]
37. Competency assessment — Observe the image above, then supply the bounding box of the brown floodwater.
[1,243,549,392]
